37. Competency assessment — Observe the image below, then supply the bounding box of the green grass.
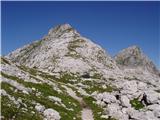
[2,81,81,120]
[1,83,43,120]
[59,72,81,84]
[130,98,144,110]
[1,72,82,120]
[83,96,104,120]
[86,85,115,94]
[82,80,116,94]
[17,65,38,76]
[2,96,41,120]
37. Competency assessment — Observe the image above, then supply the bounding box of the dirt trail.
[62,85,94,120]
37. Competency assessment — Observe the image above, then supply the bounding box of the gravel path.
[62,85,94,120]
[81,107,94,120]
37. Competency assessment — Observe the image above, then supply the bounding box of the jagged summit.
[47,23,80,38]
[115,45,142,63]
[114,45,159,75]
[48,24,72,34]
[123,45,141,53]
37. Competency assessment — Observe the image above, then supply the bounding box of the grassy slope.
[1,71,81,120]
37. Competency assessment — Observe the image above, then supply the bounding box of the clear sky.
[1,1,160,68]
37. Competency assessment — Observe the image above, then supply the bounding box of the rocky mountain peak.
[6,24,117,75]
[48,23,80,38]
[114,45,146,67]
[49,24,72,33]
[117,45,141,57]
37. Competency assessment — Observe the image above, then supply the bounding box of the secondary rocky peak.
[114,45,144,66]
[48,23,80,37]
[114,45,159,75]
[127,45,141,52]
[118,45,141,55]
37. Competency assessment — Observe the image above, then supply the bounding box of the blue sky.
[1,1,160,68]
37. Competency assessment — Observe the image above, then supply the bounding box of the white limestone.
[120,95,131,107]
[43,108,61,120]
[35,103,45,113]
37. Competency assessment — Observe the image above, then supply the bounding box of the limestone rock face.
[120,95,131,107]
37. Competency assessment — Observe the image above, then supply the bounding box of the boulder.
[107,103,128,120]
[145,90,160,104]
[126,107,159,120]
[147,104,160,118]
[120,95,131,107]
[43,108,61,120]
[35,103,45,113]
[96,92,117,104]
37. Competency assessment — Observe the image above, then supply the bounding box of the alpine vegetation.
[1,24,160,120]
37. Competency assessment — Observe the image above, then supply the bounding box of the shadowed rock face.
[114,45,159,76]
